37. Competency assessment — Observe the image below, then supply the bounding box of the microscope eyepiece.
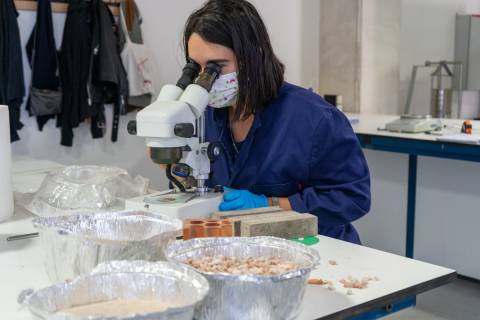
[205,62,222,77]
[176,61,201,90]
[195,62,221,92]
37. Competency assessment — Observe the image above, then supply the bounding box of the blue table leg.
[348,297,417,320]
[406,155,417,258]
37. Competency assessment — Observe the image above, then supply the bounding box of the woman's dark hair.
[184,0,285,120]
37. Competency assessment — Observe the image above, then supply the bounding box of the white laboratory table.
[347,113,480,142]
[0,206,455,320]
[1,158,456,319]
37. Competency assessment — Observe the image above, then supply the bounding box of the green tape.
[291,236,319,246]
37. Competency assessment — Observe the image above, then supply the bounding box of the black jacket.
[0,0,25,142]
[26,0,61,131]
[89,0,128,143]
[59,0,92,146]
[60,0,127,146]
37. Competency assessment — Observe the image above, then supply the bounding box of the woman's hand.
[219,188,268,211]
[219,187,293,211]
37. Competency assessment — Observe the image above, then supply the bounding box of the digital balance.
[384,114,442,133]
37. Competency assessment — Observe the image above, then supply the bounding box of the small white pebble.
[328,285,335,291]
[328,260,338,266]
[184,255,300,275]
[346,289,354,295]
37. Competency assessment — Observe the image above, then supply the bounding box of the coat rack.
[14,0,120,16]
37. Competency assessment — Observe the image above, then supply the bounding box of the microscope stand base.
[125,189,222,220]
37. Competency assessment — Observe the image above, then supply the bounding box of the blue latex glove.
[219,187,268,211]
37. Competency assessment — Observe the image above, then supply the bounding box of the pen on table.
[425,131,444,136]
[6,233,39,242]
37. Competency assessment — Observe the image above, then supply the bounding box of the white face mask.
[208,72,238,108]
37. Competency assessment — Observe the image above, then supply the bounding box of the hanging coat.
[89,0,128,143]
[26,0,61,131]
[59,0,128,146]
[205,83,371,244]
[0,0,25,142]
[59,0,92,146]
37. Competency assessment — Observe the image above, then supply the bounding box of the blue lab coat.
[205,82,371,244]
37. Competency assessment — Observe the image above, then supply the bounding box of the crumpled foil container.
[33,211,182,282]
[18,260,210,320]
[165,236,320,320]
[27,166,149,217]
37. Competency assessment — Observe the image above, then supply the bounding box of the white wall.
[360,0,401,114]
[11,1,321,189]
[400,0,480,115]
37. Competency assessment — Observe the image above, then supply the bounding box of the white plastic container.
[0,105,14,222]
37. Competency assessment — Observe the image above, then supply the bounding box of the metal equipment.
[405,60,463,118]
[127,62,223,218]
[384,114,442,133]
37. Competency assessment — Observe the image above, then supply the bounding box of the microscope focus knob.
[174,123,195,138]
[127,120,137,135]
[207,142,222,161]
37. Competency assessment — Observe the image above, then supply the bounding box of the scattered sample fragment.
[328,260,338,266]
[308,278,329,285]
[339,275,378,289]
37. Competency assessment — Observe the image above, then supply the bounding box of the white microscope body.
[125,63,223,219]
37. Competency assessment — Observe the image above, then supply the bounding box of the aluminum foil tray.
[165,236,320,320]
[33,210,182,281]
[18,260,209,320]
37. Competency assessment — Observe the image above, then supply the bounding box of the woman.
[182,0,370,244]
